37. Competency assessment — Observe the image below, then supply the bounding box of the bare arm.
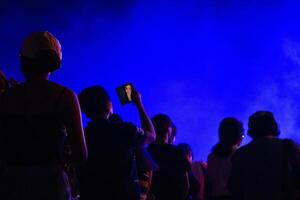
[63,90,88,163]
[132,90,156,144]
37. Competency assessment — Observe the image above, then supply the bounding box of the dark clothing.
[191,162,208,200]
[187,170,201,200]
[135,147,158,197]
[228,137,300,200]
[148,143,190,200]
[0,80,70,165]
[78,119,146,200]
[207,150,236,198]
[211,196,231,200]
[135,147,158,172]
[0,80,75,200]
[0,165,71,200]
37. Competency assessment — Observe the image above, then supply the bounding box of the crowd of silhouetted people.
[1,31,300,200]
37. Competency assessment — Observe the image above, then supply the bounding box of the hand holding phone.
[131,89,143,107]
[116,83,134,105]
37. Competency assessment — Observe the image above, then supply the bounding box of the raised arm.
[132,90,156,144]
[63,89,88,163]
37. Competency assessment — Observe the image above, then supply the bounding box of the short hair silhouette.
[151,114,172,142]
[247,111,279,139]
[219,117,244,146]
[78,86,111,119]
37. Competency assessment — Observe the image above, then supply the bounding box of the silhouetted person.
[228,111,300,200]
[207,117,244,200]
[78,86,155,200]
[178,143,201,200]
[0,31,87,200]
[148,114,190,200]
[109,113,158,200]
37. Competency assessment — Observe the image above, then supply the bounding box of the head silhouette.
[78,86,112,120]
[151,114,173,144]
[247,111,279,139]
[20,31,62,79]
[219,117,244,147]
[212,117,244,157]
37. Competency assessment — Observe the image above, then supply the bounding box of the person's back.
[229,137,287,200]
[0,80,72,164]
[148,114,190,200]
[79,119,143,200]
[0,31,87,200]
[78,86,155,200]
[207,117,244,200]
[148,143,190,200]
[228,111,300,200]
[207,151,233,199]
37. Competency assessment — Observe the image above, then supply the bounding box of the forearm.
[136,102,156,143]
[64,90,88,163]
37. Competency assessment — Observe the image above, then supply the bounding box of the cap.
[20,31,62,60]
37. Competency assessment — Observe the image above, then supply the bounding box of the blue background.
[1,0,300,161]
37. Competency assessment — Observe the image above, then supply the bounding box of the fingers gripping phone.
[116,83,134,105]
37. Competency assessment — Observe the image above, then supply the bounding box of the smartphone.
[116,83,134,105]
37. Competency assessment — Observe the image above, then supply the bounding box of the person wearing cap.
[228,111,300,200]
[0,31,87,200]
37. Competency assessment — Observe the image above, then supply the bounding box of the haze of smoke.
[244,39,300,142]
